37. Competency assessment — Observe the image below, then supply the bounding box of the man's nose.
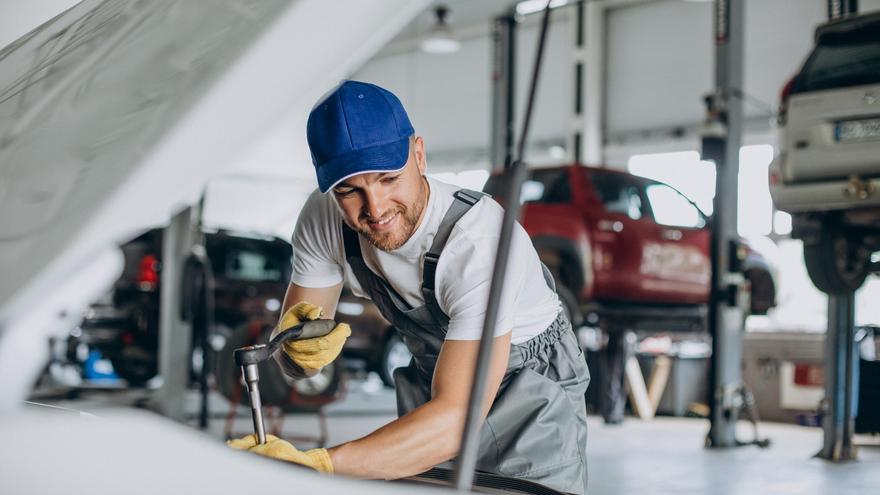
[362,187,390,219]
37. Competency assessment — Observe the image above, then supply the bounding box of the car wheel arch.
[532,236,588,297]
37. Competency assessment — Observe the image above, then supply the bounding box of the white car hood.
[0,0,427,408]
[0,407,446,495]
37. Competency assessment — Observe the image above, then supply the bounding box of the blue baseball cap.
[307,80,414,193]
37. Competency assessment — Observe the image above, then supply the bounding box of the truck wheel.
[379,331,411,388]
[803,225,871,295]
[556,284,582,328]
[112,346,157,387]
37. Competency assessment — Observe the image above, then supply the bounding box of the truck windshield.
[796,24,880,93]
[483,168,571,204]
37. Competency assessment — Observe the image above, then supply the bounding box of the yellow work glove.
[227,434,333,474]
[273,301,351,371]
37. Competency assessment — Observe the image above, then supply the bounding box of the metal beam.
[817,292,859,460]
[149,206,198,422]
[568,0,604,164]
[490,11,517,171]
[705,0,746,449]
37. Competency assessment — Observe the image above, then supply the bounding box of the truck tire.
[803,225,871,295]
[556,283,582,328]
[379,331,411,388]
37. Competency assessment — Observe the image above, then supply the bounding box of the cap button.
[358,94,364,99]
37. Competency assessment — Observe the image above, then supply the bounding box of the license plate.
[835,117,880,142]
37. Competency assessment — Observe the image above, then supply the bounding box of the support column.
[817,293,859,460]
[490,11,517,171]
[149,206,198,422]
[817,0,859,462]
[568,0,604,165]
[705,0,746,449]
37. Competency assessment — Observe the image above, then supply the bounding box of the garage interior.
[1,0,880,493]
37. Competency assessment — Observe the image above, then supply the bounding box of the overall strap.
[341,223,414,312]
[421,189,486,322]
[342,222,362,264]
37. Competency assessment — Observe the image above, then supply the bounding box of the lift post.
[818,292,859,461]
[704,0,746,449]
[490,10,517,171]
[816,0,860,463]
[149,205,199,422]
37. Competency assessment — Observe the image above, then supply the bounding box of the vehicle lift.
[816,0,861,463]
[706,0,863,460]
[701,0,763,450]
[148,198,215,429]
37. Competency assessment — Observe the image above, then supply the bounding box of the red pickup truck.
[485,164,776,331]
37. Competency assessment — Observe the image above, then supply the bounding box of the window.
[627,146,774,236]
[483,168,571,204]
[591,172,644,220]
[627,151,715,215]
[224,249,284,282]
[796,25,880,93]
[430,170,490,191]
[645,183,705,229]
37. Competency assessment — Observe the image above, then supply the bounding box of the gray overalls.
[342,189,590,494]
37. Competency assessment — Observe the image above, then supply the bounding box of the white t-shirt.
[290,177,560,344]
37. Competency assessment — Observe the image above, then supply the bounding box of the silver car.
[770,12,880,294]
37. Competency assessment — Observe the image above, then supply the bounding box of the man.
[229,80,590,494]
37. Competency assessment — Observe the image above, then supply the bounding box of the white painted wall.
[606,0,714,134]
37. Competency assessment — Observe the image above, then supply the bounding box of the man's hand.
[273,301,351,371]
[227,434,333,473]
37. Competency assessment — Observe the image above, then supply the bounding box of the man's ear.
[413,136,427,175]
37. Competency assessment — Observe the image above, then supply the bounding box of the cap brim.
[316,137,410,193]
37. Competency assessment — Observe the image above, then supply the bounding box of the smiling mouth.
[367,212,399,231]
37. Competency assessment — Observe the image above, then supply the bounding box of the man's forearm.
[327,335,511,479]
[328,398,467,479]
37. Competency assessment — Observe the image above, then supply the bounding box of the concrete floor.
[222,380,880,495]
[36,376,880,494]
[586,418,879,495]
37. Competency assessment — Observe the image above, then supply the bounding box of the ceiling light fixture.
[515,0,568,17]
[421,5,461,54]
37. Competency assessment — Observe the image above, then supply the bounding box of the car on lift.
[770,11,880,294]
[484,165,777,330]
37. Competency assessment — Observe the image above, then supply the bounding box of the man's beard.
[354,184,427,251]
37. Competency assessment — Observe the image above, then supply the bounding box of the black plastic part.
[803,225,871,295]
[728,239,746,273]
